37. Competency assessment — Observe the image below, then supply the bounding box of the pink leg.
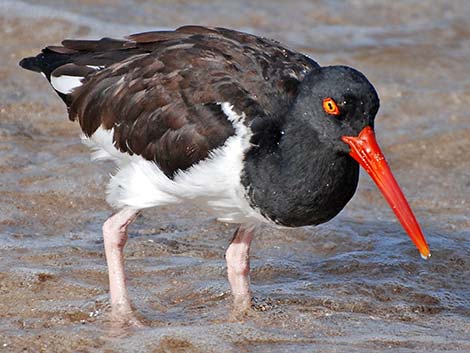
[225,225,255,310]
[102,208,139,318]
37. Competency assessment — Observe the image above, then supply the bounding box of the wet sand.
[1,0,469,352]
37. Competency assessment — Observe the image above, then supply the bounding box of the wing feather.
[21,26,319,177]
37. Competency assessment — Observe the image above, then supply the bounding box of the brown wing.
[21,26,319,177]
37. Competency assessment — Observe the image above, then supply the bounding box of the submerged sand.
[0,0,469,352]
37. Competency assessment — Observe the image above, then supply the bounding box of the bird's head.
[299,65,430,259]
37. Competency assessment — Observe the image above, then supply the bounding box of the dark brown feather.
[23,26,319,177]
[126,31,192,43]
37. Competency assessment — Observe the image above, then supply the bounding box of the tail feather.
[19,47,98,104]
[19,36,145,104]
[19,49,72,79]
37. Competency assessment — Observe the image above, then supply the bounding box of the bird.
[19,25,430,323]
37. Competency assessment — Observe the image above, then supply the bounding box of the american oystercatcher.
[19,26,430,320]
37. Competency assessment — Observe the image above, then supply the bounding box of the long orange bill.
[342,126,431,259]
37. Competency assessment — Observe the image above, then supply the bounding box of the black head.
[295,65,380,153]
[289,65,430,258]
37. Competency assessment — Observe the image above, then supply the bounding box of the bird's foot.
[116,312,146,329]
[230,294,276,320]
[229,293,251,320]
[233,293,252,311]
[103,305,147,336]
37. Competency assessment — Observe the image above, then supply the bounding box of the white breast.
[82,102,267,224]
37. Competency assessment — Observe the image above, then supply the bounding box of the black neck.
[241,106,359,227]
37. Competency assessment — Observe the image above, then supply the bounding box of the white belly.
[82,103,267,225]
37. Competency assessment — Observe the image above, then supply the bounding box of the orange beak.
[342,126,431,259]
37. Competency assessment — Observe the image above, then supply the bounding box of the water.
[1,0,469,351]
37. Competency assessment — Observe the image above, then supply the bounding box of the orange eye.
[322,97,340,116]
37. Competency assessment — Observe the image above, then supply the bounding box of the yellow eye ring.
[323,97,340,116]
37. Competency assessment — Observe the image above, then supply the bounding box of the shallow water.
[1,0,469,352]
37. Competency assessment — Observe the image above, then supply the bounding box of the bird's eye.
[322,97,340,116]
